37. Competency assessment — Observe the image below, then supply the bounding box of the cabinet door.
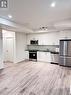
[37,52,40,61]
[37,52,45,61]
[40,52,46,61]
[45,52,51,62]
[37,52,51,63]
[54,54,59,63]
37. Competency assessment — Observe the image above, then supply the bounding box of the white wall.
[0,29,4,69]
[15,32,26,63]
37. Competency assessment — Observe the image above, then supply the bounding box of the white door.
[5,37,14,62]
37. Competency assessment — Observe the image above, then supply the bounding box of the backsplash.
[26,45,59,52]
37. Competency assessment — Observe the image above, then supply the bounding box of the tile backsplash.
[26,45,59,51]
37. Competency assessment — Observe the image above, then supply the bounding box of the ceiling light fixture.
[8,15,12,18]
[51,2,56,7]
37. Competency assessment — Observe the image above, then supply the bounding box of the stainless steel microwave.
[30,40,38,45]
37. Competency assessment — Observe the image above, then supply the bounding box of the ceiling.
[0,0,71,32]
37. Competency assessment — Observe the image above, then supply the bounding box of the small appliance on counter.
[59,39,71,67]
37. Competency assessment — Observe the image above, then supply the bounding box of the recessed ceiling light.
[51,2,56,7]
[8,15,12,18]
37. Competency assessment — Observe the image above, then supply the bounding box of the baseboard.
[16,59,27,64]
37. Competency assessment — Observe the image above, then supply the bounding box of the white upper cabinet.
[26,34,39,45]
[26,32,59,45]
[26,31,71,45]
[59,31,71,39]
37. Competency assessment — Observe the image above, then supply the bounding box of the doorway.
[5,37,14,62]
[2,30,15,67]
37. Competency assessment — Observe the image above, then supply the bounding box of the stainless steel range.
[29,50,37,61]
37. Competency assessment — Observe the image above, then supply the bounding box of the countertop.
[25,50,59,54]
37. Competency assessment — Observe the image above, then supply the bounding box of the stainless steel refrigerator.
[59,39,71,66]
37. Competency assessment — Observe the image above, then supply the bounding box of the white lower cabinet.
[37,51,51,63]
[25,51,29,60]
[25,51,59,63]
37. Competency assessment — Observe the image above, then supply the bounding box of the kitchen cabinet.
[37,51,51,63]
[25,51,29,60]
[51,53,59,63]
[26,34,39,45]
[25,51,59,63]
[59,31,71,40]
[26,32,59,45]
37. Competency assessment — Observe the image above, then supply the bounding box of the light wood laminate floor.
[0,61,71,95]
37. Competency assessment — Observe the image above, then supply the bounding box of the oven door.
[29,52,37,59]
